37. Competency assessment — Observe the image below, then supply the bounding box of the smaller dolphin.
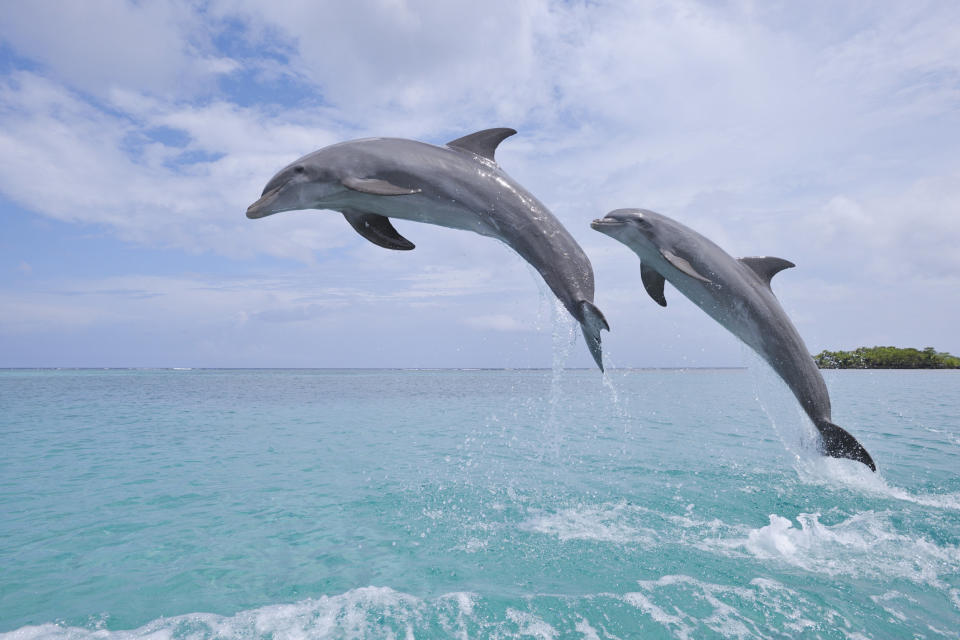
[592,208,875,471]
[246,128,608,369]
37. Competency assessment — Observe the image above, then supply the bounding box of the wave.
[736,511,960,587]
[0,581,820,640]
[519,500,960,596]
[2,588,478,640]
[623,575,826,639]
[0,579,879,640]
[7,554,958,640]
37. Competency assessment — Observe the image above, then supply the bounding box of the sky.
[1,0,958,369]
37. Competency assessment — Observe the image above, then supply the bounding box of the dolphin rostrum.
[247,128,609,369]
[592,208,875,471]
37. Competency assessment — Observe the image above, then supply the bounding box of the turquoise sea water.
[1,366,958,638]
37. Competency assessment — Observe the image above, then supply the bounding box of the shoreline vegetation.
[814,346,960,369]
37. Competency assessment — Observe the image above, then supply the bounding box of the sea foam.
[796,456,960,510]
[1,588,477,640]
[519,502,658,545]
[740,511,960,587]
[623,575,824,639]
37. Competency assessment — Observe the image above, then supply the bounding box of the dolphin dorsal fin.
[738,256,795,287]
[641,262,667,307]
[446,128,517,161]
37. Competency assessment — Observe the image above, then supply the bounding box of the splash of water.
[742,344,821,466]
[739,511,960,587]
[542,297,577,460]
[742,347,960,508]
[795,456,960,510]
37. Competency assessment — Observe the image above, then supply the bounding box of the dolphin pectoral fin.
[738,256,795,288]
[641,262,668,307]
[342,176,421,196]
[660,249,712,283]
[342,209,415,250]
[446,128,517,161]
[579,300,609,372]
[815,419,876,472]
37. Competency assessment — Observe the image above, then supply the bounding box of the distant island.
[813,346,960,369]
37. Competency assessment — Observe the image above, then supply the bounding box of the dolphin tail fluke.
[814,419,876,472]
[578,301,609,372]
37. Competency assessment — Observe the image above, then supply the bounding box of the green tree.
[813,346,960,369]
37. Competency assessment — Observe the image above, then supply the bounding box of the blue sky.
[1,1,958,368]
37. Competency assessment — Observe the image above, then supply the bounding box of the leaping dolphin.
[592,208,875,471]
[246,128,609,370]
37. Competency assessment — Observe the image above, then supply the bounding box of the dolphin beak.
[246,186,283,219]
[590,217,624,231]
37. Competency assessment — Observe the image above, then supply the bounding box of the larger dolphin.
[246,128,608,369]
[592,208,875,471]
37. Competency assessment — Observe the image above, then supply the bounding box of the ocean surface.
[1,366,958,638]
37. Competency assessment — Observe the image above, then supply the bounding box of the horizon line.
[0,366,751,372]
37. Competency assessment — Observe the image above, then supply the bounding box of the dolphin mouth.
[590,217,625,230]
[246,186,283,219]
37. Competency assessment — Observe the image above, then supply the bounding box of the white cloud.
[210,0,551,133]
[0,72,349,261]
[0,267,565,367]
[4,2,957,263]
[0,0,229,97]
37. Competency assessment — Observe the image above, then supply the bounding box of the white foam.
[519,502,657,544]
[740,512,960,587]
[505,609,558,640]
[622,591,690,638]
[869,591,916,622]
[624,574,824,638]
[520,501,749,553]
[573,617,603,640]
[796,456,960,510]
[0,587,476,640]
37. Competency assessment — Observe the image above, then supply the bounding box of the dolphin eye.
[293,165,305,174]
